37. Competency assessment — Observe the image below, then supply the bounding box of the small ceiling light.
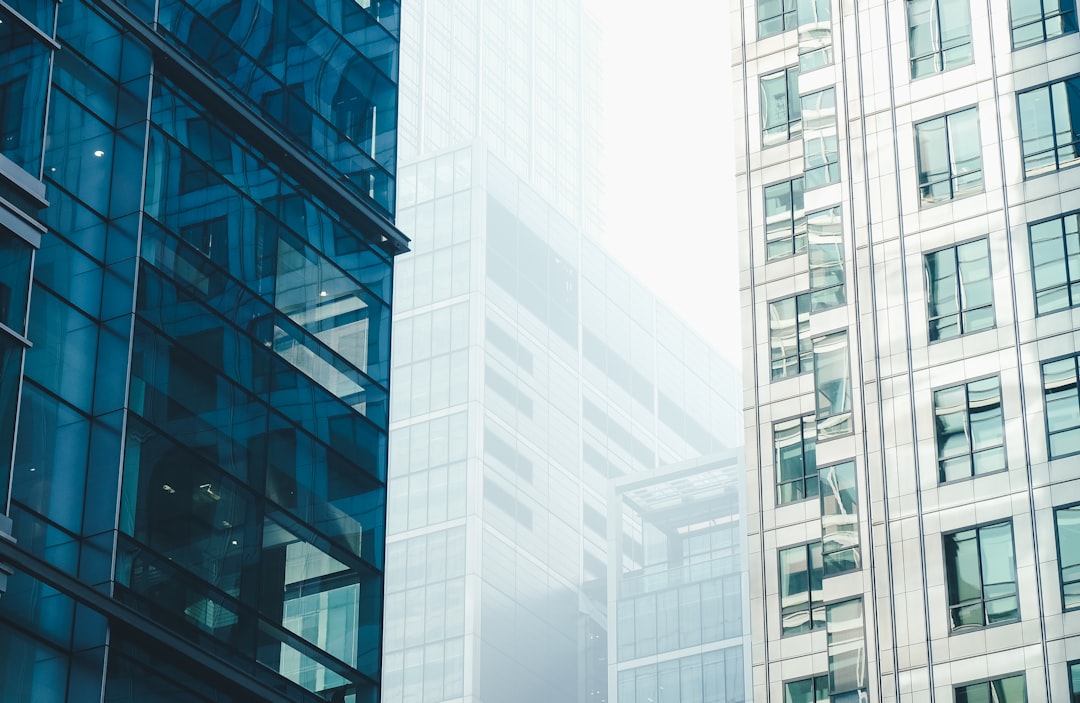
[231,540,238,545]
[29,467,36,472]
[162,484,175,493]
[50,167,56,172]
[320,290,328,297]
[93,150,105,157]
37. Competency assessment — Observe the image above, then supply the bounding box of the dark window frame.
[914,106,984,205]
[953,672,1028,703]
[774,414,817,506]
[924,236,995,342]
[906,0,975,79]
[1042,352,1080,460]
[1017,75,1080,179]
[761,65,803,147]
[769,291,813,380]
[942,520,1020,633]
[1010,0,1077,48]
[1054,503,1080,612]
[932,373,1007,483]
[778,540,825,637]
[763,175,807,261]
[1029,209,1080,315]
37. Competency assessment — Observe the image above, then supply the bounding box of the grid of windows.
[915,107,983,204]
[943,521,1019,631]
[1056,505,1080,609]
[1010,0,1077,47]
[925,239,994,342]
[769,293,812,379]
[1030,211,1080,314]
[1043,354,1080,458]
[1018,76,1080,177]
[764,177,807,260]
[933,375,1006,482]
[779,542,824,635]
[784,674,828,703]
[775,415,817,504]
[761,67,802,147]
[906,0,974,78]
[955,674,1027,703]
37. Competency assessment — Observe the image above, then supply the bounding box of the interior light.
[93,150,105,157]
[29,467,36,472]
[231,540,238,545]
[320,290,328,297]
[162,484,175,493]
[50,167,56,172]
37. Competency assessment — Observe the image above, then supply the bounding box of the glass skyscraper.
[0,1,405,701]
[383,1,746,702]
[735,0,1080,697]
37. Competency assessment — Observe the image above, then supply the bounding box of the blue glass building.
[0,1,406,701]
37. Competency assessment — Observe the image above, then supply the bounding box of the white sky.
[584,0,742,369]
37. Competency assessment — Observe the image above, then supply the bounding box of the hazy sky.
[584,0,742,369]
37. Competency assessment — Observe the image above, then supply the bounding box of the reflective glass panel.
[819,461,858,575]
[1010,0,1078,48]
[1056,505,1080,609]
[775,415,817,504]
[955,674,1027,703]
[808,205,844,311]
[916,108,982,204]
[802,88,839,189]
[764,177,806,261]
[1043,355,1080,458]
[770,293,812,380]
[812,330,851,439]
[779,542,824,635]
[761,67,802,147]
[826,599,865,694]
[934,375,1005,482]
[907,0,973,78]
[1019,77,1080,177]
[1030,212,1080,314]
[943,521,1018,630]
[926,239,993,341]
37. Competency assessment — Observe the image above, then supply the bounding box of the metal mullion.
[974,526,991,626]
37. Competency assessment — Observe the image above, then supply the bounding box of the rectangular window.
[826,599,866,695]
[955,674,1027,702]
[925,238,994,341]
[1056,505,1080,609]
[759,0,798,37]
[1070,660,1080,701]
[1043,354,1080,458]
[915,107,983,204]
[819,461,859,576]
[779,542,824,635]
[1010,0,1077,47]
[761,67,802,147]
[907,0,974,78]
[775,415,817,505]
[808,205,845,311]
[769,293,812,380]
[764,177,807,260]
[944,521,1019,631]
[813,330,852,440]
[934,375,1006,482]
[802,88,839,189]
[785,674,829,703]
[1030,211,1080,315]
[798,0,833,70]
[1018,76,1080,177]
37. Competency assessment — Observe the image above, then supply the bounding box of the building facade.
[734,0,1080,698]
[382,142,744,703]
[607,452,751,703]
[0,1,406,701]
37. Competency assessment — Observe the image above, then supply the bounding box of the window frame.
[923,236,995,342]
[1029,209,1080,315]
[760,66,803,148]
[774,414,817,506]
[758,0,799,38]
[763,175,807,262]
[1017,75,1080,178]
[1009,0,1078,48]
[932,373,1007,483]
[778,540,825,636]
[953,672,1028,703]
[942,520,1020,632]
[768,291,813,381]
[782,673,829,703]
[906,0,975,79]
[1041,352,1080,460]
[1069,659,1080,701]
[914,106,984,206]
[1055,503,1080,611]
